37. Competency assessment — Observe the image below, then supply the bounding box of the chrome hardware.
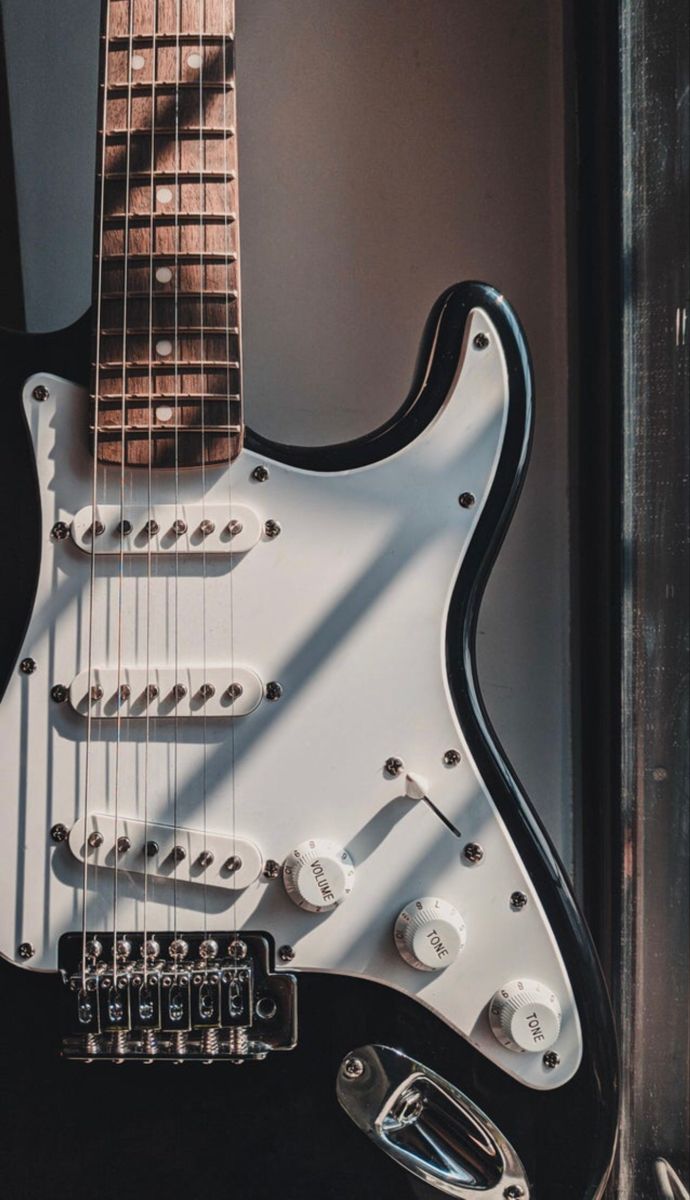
[117,519,133,536]
[71,504,260,555]
[20,658,37,675]
[443,749,461,766]
[51,823,69,842]
[464,842,484,864]
[264,519,281,538]
[172,683,187,700]
[458,492,476,509]
[144,519,160,537]
[265,681,283,701]
[116,939,132,962]
[146,684,159,702]
[51,521,69,541]
[172,845,186,862]
[198,850,214,868]
[510,892,528,911]
[90,520,105,537]
[85,938,103,960]
[278,944,295,962]
[90,684,104,702]
[117,836,131,853]
[251,465,269,482]
[263,859,281,879]
[51,684,68,703]
[143,939,160,961]
[224,855,242,873]
[118,684,131,702]
[18,942,35,960]
[172,519,187,536]
[198,683,215,701]
[227,519,243,536]
[145,840,159,857]
[32,384,50,402]
[199,519,216,536]
[384,757,404,777]
[337,1045,530,1199]
[473,332,490,350]
[59,932,297,1062]
[87,831,104,849]
[226,682,243,700]
[543,1051,560,1069]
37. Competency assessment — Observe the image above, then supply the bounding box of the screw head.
[510,891,528,910]
[170,938,189,960]
[473,332,490,350]
[20,658,36,675]
[117,836,132,854]
[32,385,50,402]
[145,840,160,857]
[51,521,70,541]
[171,845,186,862]
[278,944,295,963]
[464,842,484,864]
[87,830,104,849]
[543,1051,560,1070]
[144,519,159,537]
[198,683,216,701]
[118,519,133,536]
[443,749,461,766]
[384,756,404,778]
[263,859,281,879]
[199,939,219,960]
[458,492,476,509]
[252,465,269,482]
[18,942,35,960]
[265,681,283,701]
[198,849,215,868]
[199,518,216,536]
[226,682,243,700]
[342,1056,365,1080]
[227,519,243,536]
[224,855,242,873]
[51,684,68,703]
[503,1188,525,1199]
[264,519,281,539]
[171,518,187,536]
[50,822,69,843]
[143,939,160,961]
[229,939,248,960]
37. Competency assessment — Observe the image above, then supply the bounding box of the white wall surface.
[1,0,574,869]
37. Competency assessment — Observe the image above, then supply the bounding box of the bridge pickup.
[58,932,298,1062]
[69,814,263,891]
[68,666,263,717]
[70,504,261,554]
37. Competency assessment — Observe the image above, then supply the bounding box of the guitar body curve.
[0,283,617,1199]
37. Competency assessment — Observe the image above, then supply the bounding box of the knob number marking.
[394,898,466,972]
[283,840,355,913]
[489,978,562,1054]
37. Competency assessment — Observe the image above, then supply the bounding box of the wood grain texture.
[91,0,240,467]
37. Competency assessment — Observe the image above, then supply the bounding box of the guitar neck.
[91,0,241,468]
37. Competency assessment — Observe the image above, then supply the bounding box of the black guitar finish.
[0,285,618,1200]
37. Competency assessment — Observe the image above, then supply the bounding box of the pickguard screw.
[252,465,269,482]
[20,658,36,675]
[264,519,281,539]
[51,684,68,703]
[145,840,160,857]
[32,385,49,402]
[473,332,489,350]
[229,939,248,960]
[51,521,69,541]
[503,1188,525,1199]
[458,492,476,509]
[224,855,242,873]
[543,1051,560,1070]
[278,944,295,963]
[464,842,484,864]
[198,849,215,868]
[384,757,404,778]
[117,836,132,853]
[263,859,281,879]
[88,831,104,848]
[510,891,528,910]
[443,749,461,766]
[18,942,35,959]
[51,823,69,842]
[342,1056,365,1080]
[265,681,283,701]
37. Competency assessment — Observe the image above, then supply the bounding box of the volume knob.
[283,839,355,913]
[489,979,562,1052]
[394,897,466,971]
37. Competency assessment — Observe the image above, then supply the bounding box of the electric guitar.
[0,2,618,1197]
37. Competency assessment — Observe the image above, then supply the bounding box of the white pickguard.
[0,307,582,1089]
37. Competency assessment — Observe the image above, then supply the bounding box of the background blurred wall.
[1,0,574,869]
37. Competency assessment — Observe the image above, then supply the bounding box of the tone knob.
[394,897,466,971]
[489,979,562,1052]
[283,839,355,912]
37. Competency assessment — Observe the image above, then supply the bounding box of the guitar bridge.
[58,931,297,1063]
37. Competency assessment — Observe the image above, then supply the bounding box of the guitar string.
[198,0,210,941]
[172,0,182,945]
[143,0,160,987]
[224,0,240,951]
[112,0,137,986]
[81,0,114,990]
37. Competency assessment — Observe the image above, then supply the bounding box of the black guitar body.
[0,285,618,1200]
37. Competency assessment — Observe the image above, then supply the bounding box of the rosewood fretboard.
[91,0,241,468]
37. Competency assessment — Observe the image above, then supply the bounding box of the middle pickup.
[70,504,261,555]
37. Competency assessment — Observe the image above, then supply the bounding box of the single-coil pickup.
[69,815,263,891]
[70,504,261,554]
[69,666,263,718]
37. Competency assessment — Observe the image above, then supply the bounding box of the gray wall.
[2,0,574,869]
